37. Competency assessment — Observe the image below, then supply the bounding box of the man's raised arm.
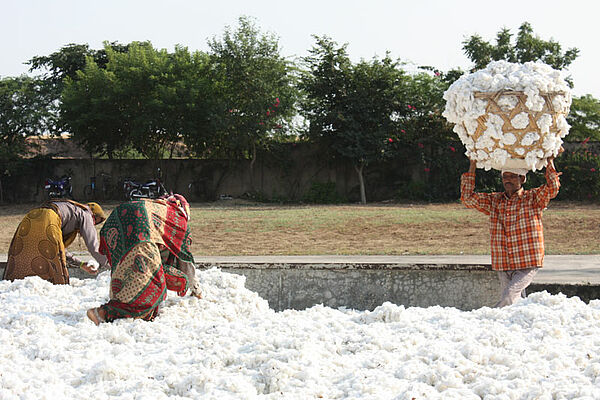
[460,160,493,215]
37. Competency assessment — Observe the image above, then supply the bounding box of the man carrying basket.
[443,60,572,307]
[460,148,562,307]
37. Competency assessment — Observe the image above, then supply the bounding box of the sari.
[98,198,193,321]
[3,200,91,284]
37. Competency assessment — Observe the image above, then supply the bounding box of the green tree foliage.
[61,57,127,158]
[0,76,55,200]
[300,36,406,203]
[388,70,466,201]
[0,76,54,156]
[61,42,215,159]
[463,22,579,75]
[28,42,129,86]
[207,16,298,187]
[27,42,129,136]
[567,95,600,141]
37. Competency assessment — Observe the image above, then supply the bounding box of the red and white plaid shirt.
[460,164,560,271]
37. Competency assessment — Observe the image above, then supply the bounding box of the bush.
[395,180,427,201]
[302,181,346,204]
[555,149,600,201]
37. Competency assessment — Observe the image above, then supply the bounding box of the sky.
[1,0,598,98]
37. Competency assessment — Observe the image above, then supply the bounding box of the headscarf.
[164,194,190,221]
[87,202,106,223]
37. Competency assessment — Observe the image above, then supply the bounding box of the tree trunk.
[249,142,257,192]
[354,162,366,204]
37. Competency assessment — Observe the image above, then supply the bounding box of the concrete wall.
[216,266,500,311]
[2,261,598,311]
[0,261,499,311]
[5,144,422,203]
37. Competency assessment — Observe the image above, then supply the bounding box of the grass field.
[0,200,599,255]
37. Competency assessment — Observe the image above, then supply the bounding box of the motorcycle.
[123,177,168,201]
[45,175,73,199]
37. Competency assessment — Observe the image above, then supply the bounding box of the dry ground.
[0,201,598,255]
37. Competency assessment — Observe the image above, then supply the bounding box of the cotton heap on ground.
[442,61,571,171]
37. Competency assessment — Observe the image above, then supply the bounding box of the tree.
[62,42,216,159]
[61,58,128,158]
[28,42,130,137]
[0,76,54,151]
[463,22,579,80]
[0,76,54,201]
[301,36,406,204]
[391,71,464,200]
[567,95,600,141]
[208,16,298,189]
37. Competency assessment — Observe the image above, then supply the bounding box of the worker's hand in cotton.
[81,259,100,275]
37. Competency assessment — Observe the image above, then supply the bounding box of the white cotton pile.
[442,61,572,171]
[1,269,600,399]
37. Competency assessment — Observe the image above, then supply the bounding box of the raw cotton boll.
[497,95,518,111]
[511,112,530,129]
[535,158,546,170]
[473,72,493,89]
[490,148,509,166]
[521,132,540,146]
[443,60,571,172]
[525,152,539,169]
[502,133,517,146]
[484,114,505,140]
[476,150,488,160]
[556,116,571,137]
[544,135,562,152]
[474,99,487,114]
[475,133,495,150]
[524,89,545,112]
[464,119,479,135]
[537,114,553,134]
[552,95,570,113]
[535,149,544,158]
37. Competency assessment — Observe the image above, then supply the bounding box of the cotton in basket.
[442,61,571,171]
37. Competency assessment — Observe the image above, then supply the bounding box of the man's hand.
[547,146,564,175]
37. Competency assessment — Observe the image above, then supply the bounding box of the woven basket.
[466,90,566,169]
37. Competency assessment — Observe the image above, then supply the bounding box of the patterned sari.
[98,198,193,322]
[3,200,91,284]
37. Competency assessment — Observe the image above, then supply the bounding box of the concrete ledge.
[2,259,599,311]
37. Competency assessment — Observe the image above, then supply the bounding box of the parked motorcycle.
[45,175,73,199]
[123,176,168,201]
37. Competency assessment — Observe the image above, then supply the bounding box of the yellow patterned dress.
[3,201,90,284]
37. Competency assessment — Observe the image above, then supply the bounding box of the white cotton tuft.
[537,114,553,134]
[502,133,517,146]
[511,112,530,129]
[521,132,540,146]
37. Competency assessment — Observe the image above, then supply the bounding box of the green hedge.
[396,146,600,203]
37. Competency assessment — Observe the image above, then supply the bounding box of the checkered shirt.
[460,164,560,271]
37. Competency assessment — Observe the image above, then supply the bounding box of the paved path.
[3,254,597,285]
[191,255,600,285]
